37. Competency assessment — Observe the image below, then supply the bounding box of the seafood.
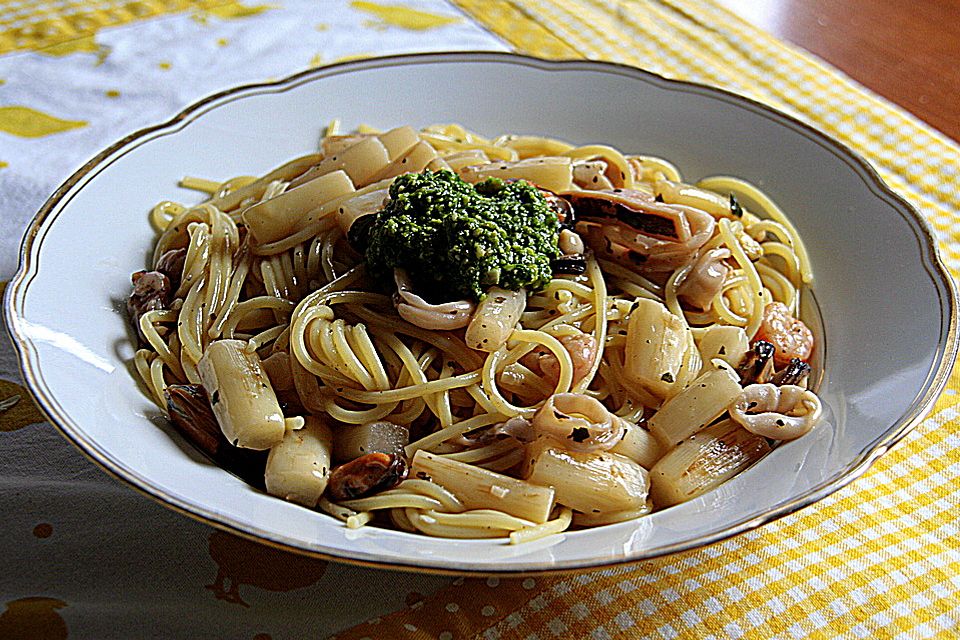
[677,247,731,311]
[564,189,716,272]
[520,331,598,387]
[728,383,823,440]
[530,393,625,453]
[755,302,814,367]
[393,269,475,330]
[326,452,408,501]
[127,270,171,339]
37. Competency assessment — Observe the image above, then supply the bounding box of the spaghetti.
[129,123,822,543]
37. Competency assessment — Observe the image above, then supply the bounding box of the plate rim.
[5,51,958,575]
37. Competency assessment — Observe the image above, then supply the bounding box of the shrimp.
[520,332,598,387]
[754,302,813,367]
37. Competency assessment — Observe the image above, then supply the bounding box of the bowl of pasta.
[7,52,955,573]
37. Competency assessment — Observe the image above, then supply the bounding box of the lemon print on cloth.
[351,1,460,30]
[0,107,86,138]
[0,598,68,640]
[39,36,110,65]
[193,1,275,24]
[206,1,275,19]
[205,531,328,607]
[0,376,45,432]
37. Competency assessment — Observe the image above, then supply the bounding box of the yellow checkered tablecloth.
[0,1,958,638]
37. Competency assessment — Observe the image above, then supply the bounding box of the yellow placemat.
[2,1,958,638]
[332,1,960,638]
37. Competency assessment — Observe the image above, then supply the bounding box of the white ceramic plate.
[7,53,956,574]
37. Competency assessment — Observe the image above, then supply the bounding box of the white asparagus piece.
[623,298,698,402]
[460,157,573,193]
[368,140,438,183]
[377,125,420,160]
[523,439,649,514]
[695,325,750,368]
[572,160,614,190]
[297,136,391,188]
[411,450,555,524]
[335,187,390,234]
[333,421,409,461]
[198,339,285,450]
[264,415,333,507]
[443,149,490,172]
[647,365,743,448]
[242,170,354,245]
[609,418,663,469]
[649,419,771,507]
[427,156,452,172]
[492,134,574,158]
[321,134,370,158]
[464,287,526,352]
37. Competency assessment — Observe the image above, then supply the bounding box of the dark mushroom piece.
[771,358,812,387]
[164,384,268,488]
[736,341,776,385]
[326,452,408,501]
[127,270,172,341]
[155,247,187,291]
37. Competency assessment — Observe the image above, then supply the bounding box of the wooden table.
[717,0,960,142]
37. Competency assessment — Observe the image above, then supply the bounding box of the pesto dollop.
[351,170,559,301]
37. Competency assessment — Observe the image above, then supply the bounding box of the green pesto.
[353,170,559,301]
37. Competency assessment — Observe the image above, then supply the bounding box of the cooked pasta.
[128,123,822,543]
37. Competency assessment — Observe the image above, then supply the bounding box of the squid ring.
[728,383,822,440]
